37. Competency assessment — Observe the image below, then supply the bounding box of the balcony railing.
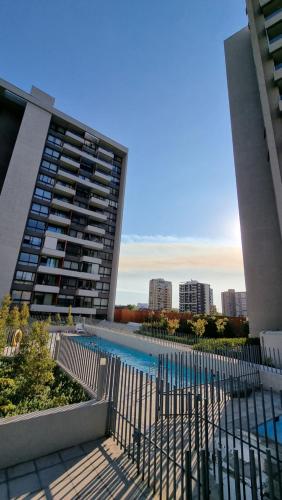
[265,6,282,20]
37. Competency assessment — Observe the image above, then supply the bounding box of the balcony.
[76,289,98,298]
[30,304,97,315]
[65,130,84,146]
[41,246,66,258]
[54,182,76,197]
[85,224,105,236]
[45,230,103,250]
[48,213,71,226]
[260,0,276,8]
[94,156,113,173]
[97,146,114,160]
[51,198,107,222]
[274,62,282,81]
[33,284,60,294]
[63,142,95,163]
[265,7,282,29]
[268,33,282,54]
[37,265,100,281]
[89,195,109,208]
[57,169,109,196]
[80,255,102,264]
[93,170,111,185]
[60,155,80,171]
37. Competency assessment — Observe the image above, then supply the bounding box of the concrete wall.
[259,369,282,392]
[0,95,52,302]
[260,330,282,367]
[225,28,282,335]
[0,399,108,469]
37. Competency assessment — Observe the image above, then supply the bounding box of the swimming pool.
[75,334,206,385]
[257,415,282,444]
[76,335,159,375]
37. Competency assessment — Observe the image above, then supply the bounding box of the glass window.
[41,160,57,173]
[63,260,79,271]
[40,256,59,268]
[38,174,55,186]
[31,203,49,216]
[23,235,42,248]
[27,218,46,232]
[12,290,31,303]
[18,252,39,266]
[47,134,63,146]
[44,147,60,159]
[47,225,65,234]
[14,271,35,284]
[34,187,52,201]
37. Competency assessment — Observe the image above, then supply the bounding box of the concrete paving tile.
[81,440,99,454]
[0,482,8,500]
[38,463,67,488]
[35,452,61,471]
[60,445,84,461]
[7,460,36,479]
[8,472,41,498]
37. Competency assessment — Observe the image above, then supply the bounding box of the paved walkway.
[0,438,154,499]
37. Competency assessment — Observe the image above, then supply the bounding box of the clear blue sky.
[0,0,247,309]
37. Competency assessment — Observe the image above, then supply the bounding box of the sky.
[0,0,247,311]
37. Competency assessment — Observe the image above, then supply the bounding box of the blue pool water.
[257,416,282,444]
[75,335,159,374]
[75,335,205,385]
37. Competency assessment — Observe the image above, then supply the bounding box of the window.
[34,188,52,201]
[57,295,74,306]
[93,298,108,309]
[109,200,118,209]
[41,160,57,173]
[50,123,65,135]
[14,271,35,284]
[23,235,42,248]
[40,256,59,268]
[18,252,39,266]
[44,147,60,159]
[69,229,84,239]
[72,215,87,226]
[27,218,46,232]
[82,262,99,274]
[110,187,119,197]
[33,293,53,305]
[63,260,79,271]
[38,174,55,186]
[50,209,69,219]
[47,225,65,234]
[11,290,31,303]
[99,266,111,276]
[61,277,77,289]
[96,282,110,291]
[47,134,63,147]
[31,203,49,216]
[36,274,57,286]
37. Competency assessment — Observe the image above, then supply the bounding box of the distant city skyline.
[0,0,247,311]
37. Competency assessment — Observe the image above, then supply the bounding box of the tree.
[20,303,30,331]
[167,319,180,335]
[67,306,74,326]
[18,321,54,398]
[8,306,20,331]
[55,313,61,325]
[0,294,11,352]
[193,318,207,337]
[216,317,229,336]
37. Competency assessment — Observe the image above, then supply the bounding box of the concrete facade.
[221,289,248,317]
[148,278,172,311]
[179,280,213,314]
[0,78,128,320]
[225,20,282,336]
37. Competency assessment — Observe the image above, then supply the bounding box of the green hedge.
[191,337,259,353]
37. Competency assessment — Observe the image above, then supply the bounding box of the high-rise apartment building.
[179,280,213,314]
[221,289,248,317]
[225,0,282,335]
[0,79,127,320]
[149,279,172,311]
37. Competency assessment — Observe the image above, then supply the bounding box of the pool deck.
[0,438,154,499]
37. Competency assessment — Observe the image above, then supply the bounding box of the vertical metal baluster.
[266,449,275,500]
[185,450,192,500]
[217,448,224,500]
[159,379,164,499]
[249,449,258,500]
[136,371,143,475]
[166,381,170,500]
[223,376,231,500]
[153,376,159,495]
[142,372,148,482]
[270,387,282,498]
[234,449,241,500]
[132,368,139,462]
[252,389,263,498]
[147,375,153,487]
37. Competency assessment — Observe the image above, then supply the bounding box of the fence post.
[97,357,107,400]
[53,335,61,361]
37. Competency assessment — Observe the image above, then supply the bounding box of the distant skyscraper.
[225,1,282,335]
[221,289,247,318]
[179,280,213,314]
[149,279,172,311]
[0,79,127,320]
